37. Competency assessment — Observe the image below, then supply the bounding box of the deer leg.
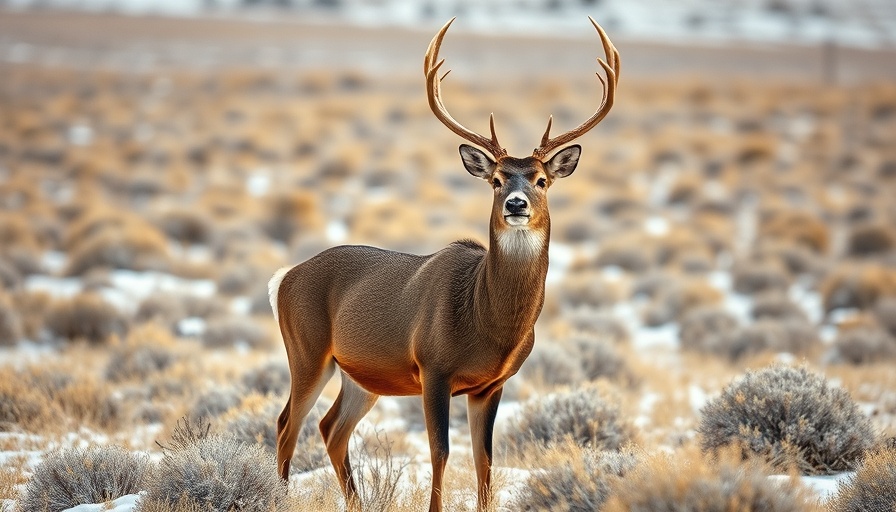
[277,354,336,480]
[467,387,503,511]
[319,372,379,502]
[422,374,452,512]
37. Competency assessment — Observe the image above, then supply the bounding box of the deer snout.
[503,193,531,226]
[504,196,529,215]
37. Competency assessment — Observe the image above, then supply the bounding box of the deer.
[269,16,619,512]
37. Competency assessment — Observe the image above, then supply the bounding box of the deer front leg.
[468,387,503,511]
[422,374,452,512]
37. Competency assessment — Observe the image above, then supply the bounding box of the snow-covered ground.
[2,0,896,49]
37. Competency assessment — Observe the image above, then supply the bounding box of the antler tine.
[424,18,506,160]
[533,17,620,160]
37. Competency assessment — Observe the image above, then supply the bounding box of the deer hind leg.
[277,352,336,480]
[319,372,379,501]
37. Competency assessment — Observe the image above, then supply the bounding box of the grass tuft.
[603,448,816,511]
[828,447,896,512]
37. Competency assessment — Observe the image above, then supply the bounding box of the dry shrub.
[140,420,287,511]
[846,222,896,257]
[343,431,411,512]
[201,316,268,349]
[19,445,150,512]
[565,336,636,386]
[751,292,809,322]
[14,289,52,340]
[698,365,876,474]
[602,448,815,512]
[0,213,41,255]
[284,430,415,511]
[678,306,739,355]
[754,240,823,277]
[154,207,214,245]
[216,262,268,296]
[189,388,242,420]
[514,441,638,512]
[559,310,629,344]
[732,260,791,295]
[0,258,22,290]
[242,361,291,396]
[830,325,896,365]
[873,297,896,337]
[644,278,723,326]
[66,225,170,276]
[553,273,621,310]
[0,292,23,346]
[828,447,896,512]
[258,190,320,244]
[594,233,652,272]
[503,383,635,453]
[105,323,180,382]
[519,342,584,388]
[821,264,896,314]
[45,292,128,343]
[222,395,329,474]
[713,319,819,361]
[760,209,829,253]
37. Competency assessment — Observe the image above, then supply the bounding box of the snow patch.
[61,493,142,512]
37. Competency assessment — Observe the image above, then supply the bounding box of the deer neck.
[474,221,550,342]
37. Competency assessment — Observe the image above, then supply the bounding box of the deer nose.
[505,196,528,214]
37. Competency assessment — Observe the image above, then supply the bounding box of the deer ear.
[546,145,581,178]
[459,144,496,179]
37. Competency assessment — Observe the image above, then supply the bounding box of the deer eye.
[492,178,501,188]
[536,178,547,188]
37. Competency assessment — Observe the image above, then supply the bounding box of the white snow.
[62,493,141,512]
[768,472,851,501]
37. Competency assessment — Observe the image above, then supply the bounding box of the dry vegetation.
[1,18,895,510]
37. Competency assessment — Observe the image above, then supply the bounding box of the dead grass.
[0,292,23,346]
[0,368,58,432]
[0,455,28,501]
[105,323,181,382]
[45,292,129,344]
[512,440,639,511]
[66,225,171,276]
[760,209,829,253]
[821,264,896,314]
[603,447,819,512]
[827,447,896,512]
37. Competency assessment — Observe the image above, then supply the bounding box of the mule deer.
[271,17,619,511]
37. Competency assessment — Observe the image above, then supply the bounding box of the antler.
[532,17,620,160]
[424,18,507,161]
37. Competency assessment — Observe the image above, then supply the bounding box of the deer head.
[424,17,620,257]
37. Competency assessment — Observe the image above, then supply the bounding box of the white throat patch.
[496,229,546,259]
